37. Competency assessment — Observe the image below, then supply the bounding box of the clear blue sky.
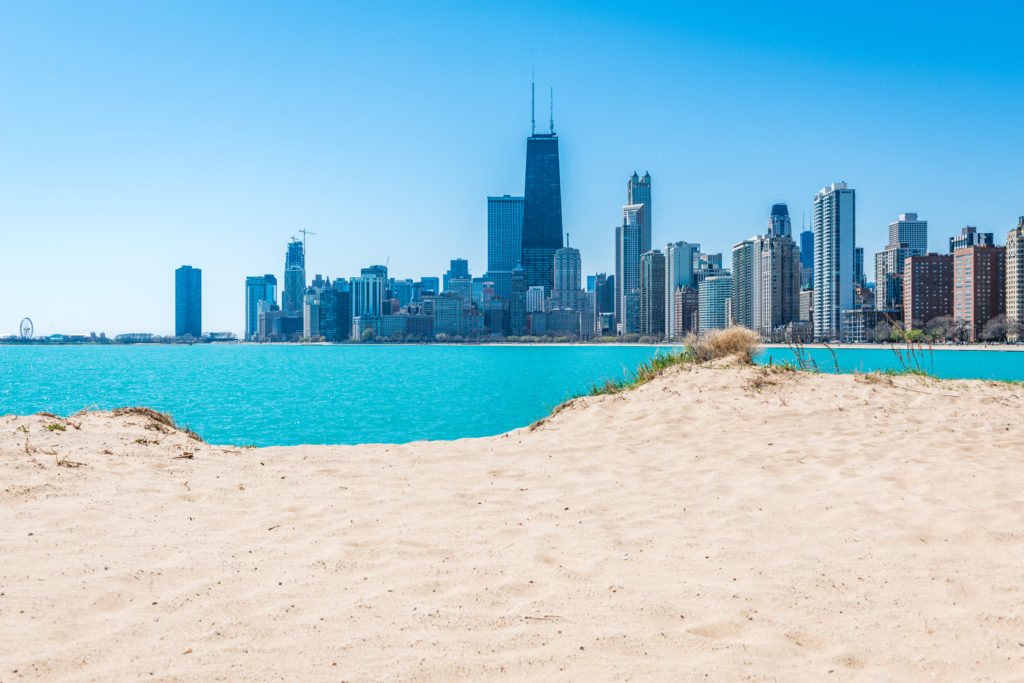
[1,1,1021,336]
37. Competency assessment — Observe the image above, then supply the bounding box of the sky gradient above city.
[2,1,1022,336]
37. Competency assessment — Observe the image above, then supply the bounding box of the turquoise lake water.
[1,344,1021,446]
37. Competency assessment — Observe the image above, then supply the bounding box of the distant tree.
[873,321,896,343]
[924,315,956,342]
[361,328,375,341]
[980,314,1007,342]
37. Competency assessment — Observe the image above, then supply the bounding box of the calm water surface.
[2,344,1021,446]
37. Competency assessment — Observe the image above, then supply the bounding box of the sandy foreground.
[3,364,1024,681]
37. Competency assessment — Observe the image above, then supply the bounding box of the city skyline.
[1,2,1021,336]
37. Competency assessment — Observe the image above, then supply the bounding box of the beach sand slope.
[2,365,1024,680]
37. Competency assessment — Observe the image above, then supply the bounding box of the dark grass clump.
[111,407,204,442]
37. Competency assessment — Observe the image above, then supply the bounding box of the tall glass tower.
[522,85,563,295]
[283,238,306,314]
[627,172,652,253]
[175,265,202,338]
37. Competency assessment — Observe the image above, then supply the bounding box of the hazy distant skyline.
[2,1,1021,336]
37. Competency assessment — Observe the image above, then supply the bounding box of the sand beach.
[3,362,1024,680]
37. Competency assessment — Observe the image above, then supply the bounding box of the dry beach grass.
[3,345,1024,679]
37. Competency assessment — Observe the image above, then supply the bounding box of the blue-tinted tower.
[175,265,202,338]
[522,84,563,295]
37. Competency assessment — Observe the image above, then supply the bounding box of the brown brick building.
[903,254,953,330]
[953,245,1005,341]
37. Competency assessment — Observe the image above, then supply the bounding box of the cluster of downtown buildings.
[169,98,1024,345]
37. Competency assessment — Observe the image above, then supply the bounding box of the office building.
[665,241,699,338]
[420,276,440,296]
[949,226,995,252]
[521,88,563,295]
[487,195,524,300]
[623,289,641,335]
[614,205,644,331]
[552,244,583,310]
[593,273,614,315]
[350,271,386,336]
[526,286,546,313]
[812,182,856,340]
[854,247,865,287]
[627,171,652,253]
[698,275,733,334]
[175,265,202,338]
[799,289,813,323]
[875,244,913,310]
[673,286,699,338]
[731,239,756,329]
[753,233,801,339]
[443,259,469,293]
[509,264,527,335]
[639,250,665,337]
[953,245,1005,342]
[318,288,349,342]
[1007,218,1024,341]
[302,291,320,338]
[283,238,305,314]
[768,203,792,237]
[244,274,277,341]
[903,253,953,330]
[800,229,814,289]
[889,213,928,255]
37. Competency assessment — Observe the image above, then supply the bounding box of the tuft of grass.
[572,348,697,400]
[112,407,205,442]
[691,326,761,364]
[44,423,66,432]
[134,438,159,445]
[882,367,935,378]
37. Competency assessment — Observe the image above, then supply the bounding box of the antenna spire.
[531,70,535,136]
[549,87,554,133]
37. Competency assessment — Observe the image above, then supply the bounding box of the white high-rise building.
[698,275,734,334]
[1006,217,1024,341]
[614,205,644,331]
[888,213,928,256]
[813,182,856,340]
[552,244,583,310]
[526,286,546,313]
[665,241,699,338]
[731,239,756,329]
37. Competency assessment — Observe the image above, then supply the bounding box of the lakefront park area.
[3,330,1024,679]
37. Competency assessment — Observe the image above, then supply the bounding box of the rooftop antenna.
[566,232,570,247]
[549,87,554,133]
[531,70,536,136]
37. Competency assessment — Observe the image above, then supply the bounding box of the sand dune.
[3,364,1024,680]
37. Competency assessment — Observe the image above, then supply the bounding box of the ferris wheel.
[19,317,33,339]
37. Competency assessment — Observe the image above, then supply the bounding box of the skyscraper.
[731,239,756,329]
[768,203,792,237]
[593,273,615,315]
[665,241,698,338]
[627,172,652,253]
[889,213,928,255]
[552,244,582,310]
[854,247,866,287]
[486,195,524,300]
[698,275,733,334]
[443,259,470,293]
[509,264,527,335]
[1006,218,1024,341]
[874,212,927,315]
[639,250,666,337]
[245,274,277,341]
[752,234,801,339]
[283,238,306,314]
[614,206,643,331]
[521,85,563,295]
[812,182,856,340]
[800,229,814,289]
[174,265,202,338]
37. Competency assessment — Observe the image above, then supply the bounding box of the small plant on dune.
[691,326,761,363]
[44,423,66,432]
[882,312,935,377]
